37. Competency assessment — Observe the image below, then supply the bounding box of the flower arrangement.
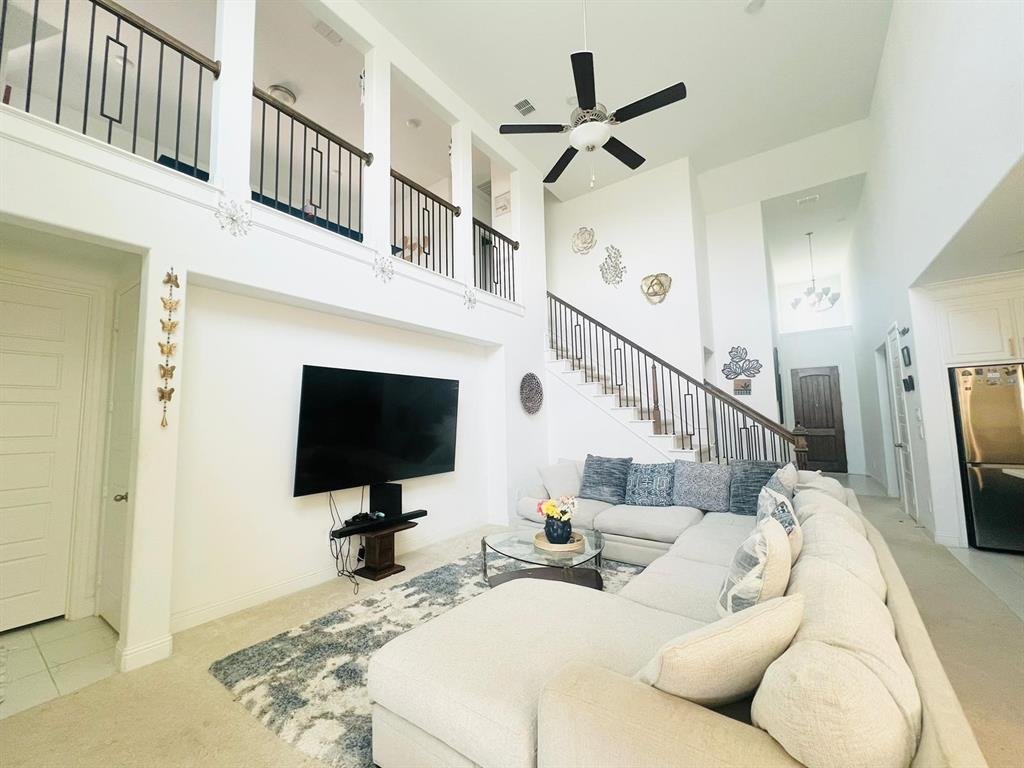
[538,496,577,545]
[538,495,576,521]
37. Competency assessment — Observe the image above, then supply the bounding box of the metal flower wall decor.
[463,287,478,310]
[641,273,672,304]
[372,253,396,283]
[571,226,597,254]
[519,373,544,415]
[600,245,626,286]
[214,197,252,237]
[721,346,763,380]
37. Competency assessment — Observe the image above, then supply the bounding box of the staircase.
[546,292,806,466]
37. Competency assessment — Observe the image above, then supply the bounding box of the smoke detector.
[267,84,297,106]
[406,117,422,129]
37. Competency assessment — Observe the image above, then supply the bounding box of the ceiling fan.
[499,49,687,183]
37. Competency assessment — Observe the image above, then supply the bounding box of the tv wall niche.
[293,365,459,496]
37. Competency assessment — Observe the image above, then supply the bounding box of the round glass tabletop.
[482,528,603,570]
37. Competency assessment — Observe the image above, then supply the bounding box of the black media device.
[370,483,403,518]
[293,365,459,497]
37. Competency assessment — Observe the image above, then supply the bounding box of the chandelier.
[790,231,839,311]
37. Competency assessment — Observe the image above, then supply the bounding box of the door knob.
[113,492,129,502]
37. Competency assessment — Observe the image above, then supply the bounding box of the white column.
[450,121,474,284]
[209,0,256,201]
[362,48,391,256]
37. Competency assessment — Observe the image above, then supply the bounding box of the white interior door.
[886,326,918,520]
[97,283,139,633]
[0,280,90,631]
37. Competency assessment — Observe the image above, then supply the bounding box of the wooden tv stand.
[353,520,417,581]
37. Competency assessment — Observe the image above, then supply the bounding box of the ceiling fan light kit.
[499,3,687,185]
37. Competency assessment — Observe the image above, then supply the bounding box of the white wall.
[544,370,669,466]
[171,285,495,630]
[847,0,1024,543]
[0,0,551,670]
[545,158,704,377]
[776,326,867,475]
[705,202,779,420]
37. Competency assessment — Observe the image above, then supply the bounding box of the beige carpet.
[1,504,1021,768]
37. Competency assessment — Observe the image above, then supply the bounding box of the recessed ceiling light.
[745,0,767,14]
[267,84,297,106]
[406,118,422,129]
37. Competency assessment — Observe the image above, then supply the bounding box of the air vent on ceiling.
[796,194,820,207]
[477,180,492,197]
[313,19,343,45]
[514,99,536,117]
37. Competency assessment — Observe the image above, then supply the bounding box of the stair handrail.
[546,291,803,456]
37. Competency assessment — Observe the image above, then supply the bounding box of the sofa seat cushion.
[700,512,760,530]
[368,579,702,768]
[594,504,703,543]
[518,497,611,527]
[668,522,753,567]
[618,555,727,624]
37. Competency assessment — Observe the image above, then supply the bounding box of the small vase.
[545,518,573,545]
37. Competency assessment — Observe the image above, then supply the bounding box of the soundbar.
[331,509,427,539]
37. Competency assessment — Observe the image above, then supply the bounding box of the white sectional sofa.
[516,460,703,565]
[368,473,986,768]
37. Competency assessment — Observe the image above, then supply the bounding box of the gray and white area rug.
[209,552,642,768]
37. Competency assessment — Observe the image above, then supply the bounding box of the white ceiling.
[916,158,1024,285]
[762,174,865,286]
[358,0,892,200]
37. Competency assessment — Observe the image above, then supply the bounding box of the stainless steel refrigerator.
[950,364,1024,553]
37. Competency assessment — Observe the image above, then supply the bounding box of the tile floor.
[0,616,117,719]
[947,546,1024,622]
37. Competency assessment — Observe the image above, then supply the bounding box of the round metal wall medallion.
[520,373,544,414]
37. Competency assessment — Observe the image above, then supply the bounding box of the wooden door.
[0,280,90,630]
[791,366,847,472]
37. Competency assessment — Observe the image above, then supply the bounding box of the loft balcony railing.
[251,86,371,243]
[0,0,220,179]
[390,169,459,279]
[547,292,808,467]
[472,218,517,303]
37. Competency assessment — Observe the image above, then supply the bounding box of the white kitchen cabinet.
[940,296,1019,364]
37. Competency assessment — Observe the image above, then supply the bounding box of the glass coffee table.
[480,528,605,590]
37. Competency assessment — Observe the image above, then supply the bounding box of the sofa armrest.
[538,663,800,768]
[516,495,544,524]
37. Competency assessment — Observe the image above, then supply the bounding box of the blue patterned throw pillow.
[578,454,633,505]
[624,463,675,506]
[728,459,782,515]
[673,461,733,513]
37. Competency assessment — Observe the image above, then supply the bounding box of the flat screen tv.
[293,365,459,497]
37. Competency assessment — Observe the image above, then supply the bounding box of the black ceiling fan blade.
[544,146,578,183]
[571,51,596,110]
[603,136,645,170]
[499,123,567,134]
[611,82,687,124]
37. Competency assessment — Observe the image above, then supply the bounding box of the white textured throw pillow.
[756,486,803,562]
[538,461,580,499]
[636,595,804,706]
[775,462,799,494]
[718,516,791,616]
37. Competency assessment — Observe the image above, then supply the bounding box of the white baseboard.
[169,566,339,633]
[934,532,966,548]
[117,634,173,672]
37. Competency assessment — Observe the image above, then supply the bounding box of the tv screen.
[293,365,459,497]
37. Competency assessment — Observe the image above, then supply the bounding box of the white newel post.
[210,0,257,201]
[362,48,391,258]
[450,122,474,285]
